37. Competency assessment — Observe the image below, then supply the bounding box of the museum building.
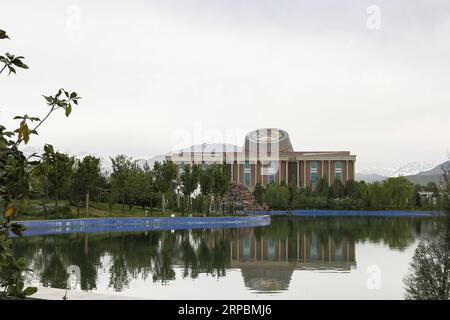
[166,128,356,188]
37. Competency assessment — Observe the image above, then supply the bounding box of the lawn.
[14,199,207,220]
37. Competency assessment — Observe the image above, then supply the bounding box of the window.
[310,234,318,261]
[335,162,342,181]
[244,161,251,186]
[268,161,275,184]
[243,235,251,260]
[179,161,185,175]
[335,243,343,262]
[268,240,275,260]
[310,161,318,186]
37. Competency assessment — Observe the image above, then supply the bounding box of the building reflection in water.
[15,217,433,295]
[229,229,356,292]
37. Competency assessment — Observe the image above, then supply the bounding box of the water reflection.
[13,216,439,296]
[404,216,450,300]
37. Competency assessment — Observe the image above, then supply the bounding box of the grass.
[14,199,223,221]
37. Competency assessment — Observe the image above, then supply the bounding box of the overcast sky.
[1,0,449,170]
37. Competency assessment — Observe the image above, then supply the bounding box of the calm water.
[13,216,441,299]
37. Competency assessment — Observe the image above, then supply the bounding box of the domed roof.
[240,266,293,292]
[244,128,293,153]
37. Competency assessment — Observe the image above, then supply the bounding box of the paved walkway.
[31,286,144,300]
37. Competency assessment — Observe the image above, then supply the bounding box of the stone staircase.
[224,182,270,211]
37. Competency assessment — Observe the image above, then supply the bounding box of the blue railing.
[239,209,435,217]
[15,215,271,237]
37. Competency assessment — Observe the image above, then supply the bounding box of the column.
[303,234,307,262]
[353,160,356,180]
[303,160,306,187]
[254,162,258,186]
[261,236,264,261]
[237,163,240,183]
[230,242,233,260]
[285,161,289,185]
[346,160,349,182]
[328,161,331,186]
[285,238,288,261]
[296,161,300,188]
[231,163,234,181]
[321,161,324,180]
[278,161,281,184]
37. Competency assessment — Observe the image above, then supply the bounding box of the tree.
[265,183,289,210]
[316,177,329,198]
[180,164,199,213]
[253,182,265,204]
[403,228,450,300]
[199,166,213,214]
[153,161,176,213]
[383,177,414,208]
[210,164,230,214]
[47,154,75,209]
[110,155,132,214]
[344,179,358,199]
[73,156,101,215]
[1,28,80,298]
[331,179,345,199]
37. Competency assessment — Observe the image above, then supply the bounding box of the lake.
[13,216,441,299]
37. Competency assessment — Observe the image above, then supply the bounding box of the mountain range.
[357,161,449,184]
[97,143,447,186]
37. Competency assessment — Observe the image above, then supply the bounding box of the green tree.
[73,156,101,215]
[47,154,75,209]
[344,179,358,199]
[316,177,329,198]
[180,164,199,213]
[253,182,265,204]
[331,179,345,199]
[404,228,450,300]
[1,28,80,298]
[383,177,414,208]
[265,184,289,210]
[110,155,132,214]
[210,164,230,214]
[199,166,213,214]
[153,161,176,213]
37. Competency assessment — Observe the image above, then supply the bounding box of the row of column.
[230,234,355,263]
[229,159,355,187]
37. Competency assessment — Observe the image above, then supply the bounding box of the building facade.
[167,128,356,189]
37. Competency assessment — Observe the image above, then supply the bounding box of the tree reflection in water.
[13,216,439,294]
[404,216,450,300]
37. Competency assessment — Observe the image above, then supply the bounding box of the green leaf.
[22,287,38,296]
[12,58,29,69]
[0,29,10,39]
[8,65,16,75]
[43,95,53,103]
[44,144,54,154]
[5,204,14,218]
[70,92,77,99]
[65,104,72,117]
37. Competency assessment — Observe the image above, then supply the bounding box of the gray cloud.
[1,0,449,171]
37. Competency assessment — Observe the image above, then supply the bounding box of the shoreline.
[239,209,438,217]
[15,215,271,237]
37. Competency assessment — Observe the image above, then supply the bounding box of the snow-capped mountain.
[134,143,241,170]
[357,161,439,178]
